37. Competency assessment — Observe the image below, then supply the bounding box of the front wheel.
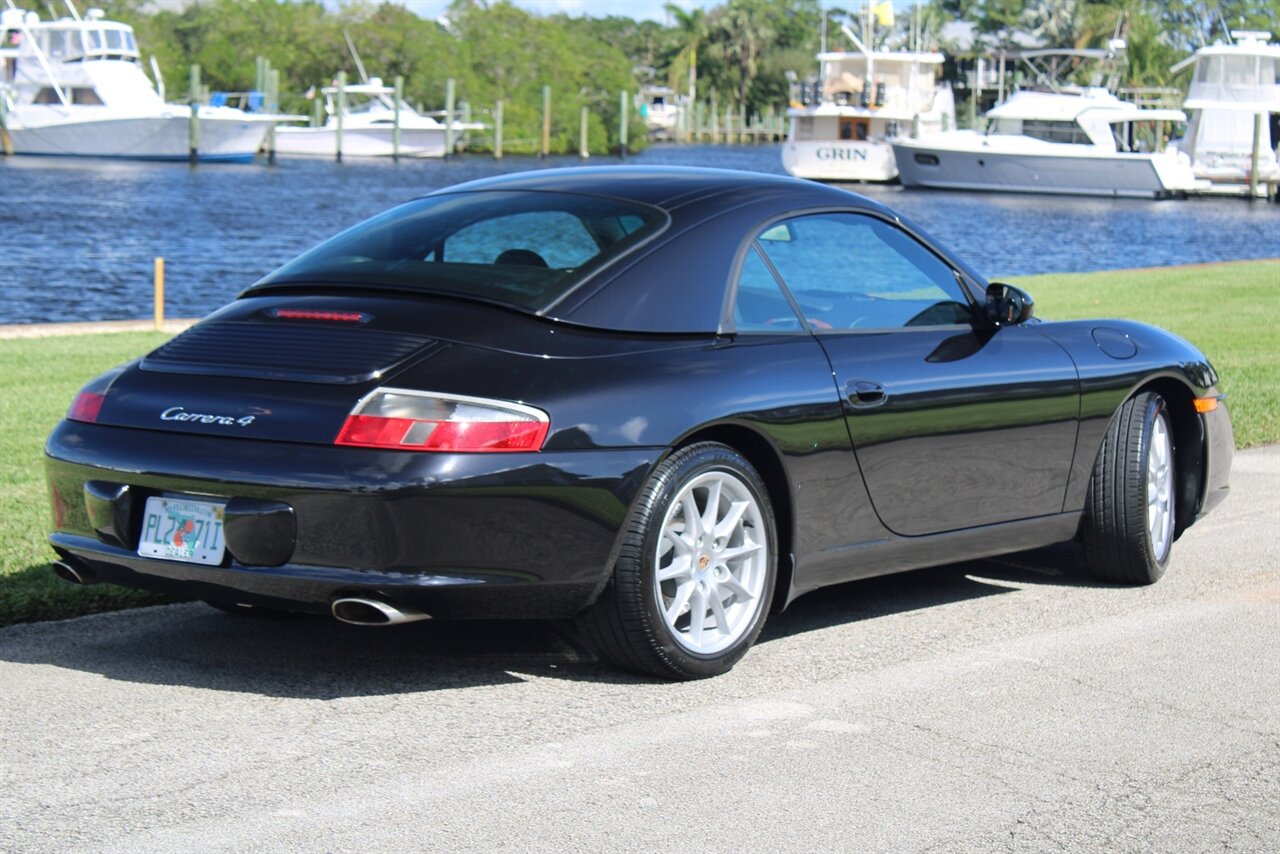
[1081,391,1176,584]
[576,443,777,680]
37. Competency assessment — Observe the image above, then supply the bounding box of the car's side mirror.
[986,282,1035,325]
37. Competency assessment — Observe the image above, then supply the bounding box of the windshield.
[253,190,667,312]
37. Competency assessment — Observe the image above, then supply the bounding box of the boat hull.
[273,125,448,158]
[781,139,899,182]
[6,111,269,161]
[893,141,1196,198]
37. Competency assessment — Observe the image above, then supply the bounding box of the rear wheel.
[576,443,776,680]
[1082,392,1176,584]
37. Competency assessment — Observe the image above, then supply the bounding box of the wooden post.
[153,258,165,331]
[393,75,403,161]
[710,89,719,144]
[1250,113,1263,199]
[540,85,551,158]
[494,99,504,160]
[444,78,456,157]
[972,57,981,128]
[266,68,279,163]
[619,90,629,158]
[335,70,346,162]
[188,64,201,165]
[579,105,589,159]
[0,93,12,156]
[311,96,322,128]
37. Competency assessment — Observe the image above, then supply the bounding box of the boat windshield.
[988,117,1093,145]
[253,191,667,312]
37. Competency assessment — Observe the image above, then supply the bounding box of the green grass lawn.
[1009,260,1279,449]
[0,332,177,626]
[1,259,1276,627]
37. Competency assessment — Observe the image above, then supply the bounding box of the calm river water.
[1,145,1276,324]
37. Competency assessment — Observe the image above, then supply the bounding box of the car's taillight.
[67,391,105,423]
[335,389,549,453]
[65,365,127,425]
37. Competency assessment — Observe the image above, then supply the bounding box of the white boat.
[783,49,955,182]
[893,44,1199,199]
[893,88,1197,198]
[639,85,683,140]
[782,17,955,183]
[273,79,482,158]
[0,5,274,161]
[1171,31,1280,191]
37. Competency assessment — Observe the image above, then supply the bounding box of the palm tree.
[665,3,707,115]
[716,1,776,109]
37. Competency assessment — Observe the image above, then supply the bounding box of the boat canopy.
[1182,46,1280,113]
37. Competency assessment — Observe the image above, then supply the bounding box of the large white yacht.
[893,47,1197,198]
[1171,31,1280,191]
[0,5,274,161]
[783,42,955,182]
[273,79,482,158]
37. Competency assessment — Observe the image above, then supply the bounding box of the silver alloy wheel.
[1147,412,1175,562]
[654,471,769,656]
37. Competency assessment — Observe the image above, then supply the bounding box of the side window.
[442,211,599,269]
[756,213,973,330]
[733,245,801,332]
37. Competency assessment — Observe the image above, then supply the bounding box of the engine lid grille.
[141,320,439,384]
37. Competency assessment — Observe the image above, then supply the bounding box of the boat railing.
[2,4,69,107]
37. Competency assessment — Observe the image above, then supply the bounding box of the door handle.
[847,380,887,408]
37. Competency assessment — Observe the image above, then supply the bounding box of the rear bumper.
[45,421,659,619]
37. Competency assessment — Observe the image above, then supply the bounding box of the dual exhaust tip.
[331,596,431,626]
[52,559,91,586]
[52,559,427,627]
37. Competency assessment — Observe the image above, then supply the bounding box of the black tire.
[1081,391,1176,584]
[576,442,777,680]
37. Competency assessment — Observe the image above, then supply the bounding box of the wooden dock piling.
[266,68,279,163]
[335,70,346,162]
[444,78,456,157]
[494,99,504,160]
[540,85,551,159]
[188,64,201,165]
[393,75,403,160]
[619,90,629,158]
[153,258,165,331]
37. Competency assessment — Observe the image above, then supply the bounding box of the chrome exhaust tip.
[331,597,431,626]
[52,559,92,586]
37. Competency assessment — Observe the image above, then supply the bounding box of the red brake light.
[272,308,368,323]
[335,389,549,453]
[68,391,105,423]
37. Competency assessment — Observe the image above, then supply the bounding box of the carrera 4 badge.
[160,406,256,427]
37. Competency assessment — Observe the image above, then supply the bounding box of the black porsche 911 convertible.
[45,166,1233,679]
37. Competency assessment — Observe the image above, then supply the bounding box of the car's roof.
[429,165,896,219]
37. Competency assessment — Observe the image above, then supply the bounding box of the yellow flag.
[872,0,894,27]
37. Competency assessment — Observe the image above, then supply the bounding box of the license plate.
[137,496,227,566]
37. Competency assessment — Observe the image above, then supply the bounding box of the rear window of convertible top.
[252,190,667,312]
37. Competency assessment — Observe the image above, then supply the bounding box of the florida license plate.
[137,496,227,566]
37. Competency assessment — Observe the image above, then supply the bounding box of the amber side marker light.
[1193,397,1219,414]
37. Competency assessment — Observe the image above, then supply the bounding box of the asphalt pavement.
[1,447,1277,853]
